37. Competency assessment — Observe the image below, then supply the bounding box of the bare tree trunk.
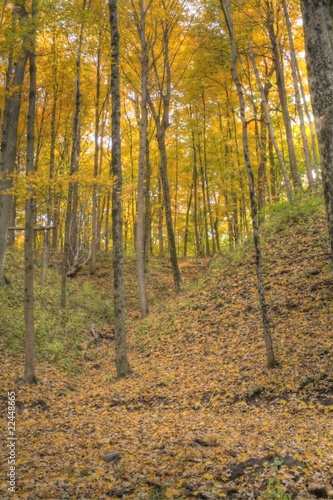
[8,196,17,246]
[156,128,182,292]
[91,43,102,274]
[201,90,216,254]
[109,0,131,378]
[183,184,193,257]
[0,1,29,284]
[266,1,301,191]
[135,0,150,317]
[296,60,320,178]
[249,43,293,203]
[257,80,270,213]
[282,0,313,186]
[197,140,210,256]
[24,0,38,385]
[147,12,182,292]
[301,0,333,263]
[144,138,152,261]
[157,175,164,257]
[191,127,200,256]
[61,1,86,306]
[221,0,276,368]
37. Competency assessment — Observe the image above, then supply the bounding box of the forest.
[1,0,333,498]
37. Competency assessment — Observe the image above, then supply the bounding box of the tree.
[301,0,333,263]
[131,0,152,317]
[109,0,131,377]
[0,1,29,284]
[147,0,185,293]
[24,0,38,385]
[220,0,276,369]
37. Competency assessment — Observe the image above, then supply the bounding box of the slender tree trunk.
[282,0,313,186]
[221,0,276,368]
[109,0,131,377]
[249,42,293,203]
[0,2,29,284]
[191,128,200,256]
[183,185,193,257]
[157,174,164,257]
[8,196,17,246]
[24,1,38,385]
[197,140,210,256]
[61,1,86,305]
[144,138,152,261]
[156,128,182,292]
[201,90,216,254]
[135,0,150,317]
[147,15,181,292]
[301,0,333,262]
[266,1,301,190]
[91,44,102,274]
[296,60,320,178]
[257,84,269,213]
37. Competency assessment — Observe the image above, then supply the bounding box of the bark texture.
[109,0,131,378]
[221,0,276,368]
[24,0,38,385]
[0,2,29,284]
[135,0,150,317]
[301,0,333,262]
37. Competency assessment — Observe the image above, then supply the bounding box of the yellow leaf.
[165,487,180,497]
[203,472,214,480]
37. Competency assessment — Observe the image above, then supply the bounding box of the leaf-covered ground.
[1,195,333,499]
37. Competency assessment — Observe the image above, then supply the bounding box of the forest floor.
[1,191,333,499]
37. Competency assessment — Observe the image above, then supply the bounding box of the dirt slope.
[1,195,333,499]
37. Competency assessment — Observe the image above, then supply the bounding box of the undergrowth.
[264,189,324,234]
[0,255,110,371]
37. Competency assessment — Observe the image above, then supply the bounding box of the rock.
[109,488,134,497]
[102,451,120,463]
[308,482,328,498]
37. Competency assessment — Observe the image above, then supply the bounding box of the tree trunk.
[301,0,333,262]
[157,175,164,257]
[61,1,86,306]
[191,128,201,256]
[156,129,182,292]
[249,43,293,203]
[109,0,131,378]
[136,0,149,317]
[144,139,152,261]
[266,1,301,190]
[221,0,276,368]
[24,1,38,385]
[183,185,193,257]
[91,43,102,274]
[0,1,29,284]
[282,0,313,186]
[296,60,320,178]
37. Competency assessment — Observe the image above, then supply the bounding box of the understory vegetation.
[1,190,333,499]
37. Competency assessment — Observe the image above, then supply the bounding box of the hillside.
[1,191,333,499]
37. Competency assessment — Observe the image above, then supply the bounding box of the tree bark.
[266,0,301,190]
[249,42,293,203]
[135,0,150,317]
[91,42,102,274]
[61,0,86,306]
[301,0,333,263]
[221,0,276,368]
[109,0,131,378]
[282,0,313,186]
[0,1,29,284]
[24,0,38,385]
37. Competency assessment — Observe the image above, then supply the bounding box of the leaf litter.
[1,203,333,499]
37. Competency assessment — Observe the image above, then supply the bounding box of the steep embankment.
[1,192,333,499]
